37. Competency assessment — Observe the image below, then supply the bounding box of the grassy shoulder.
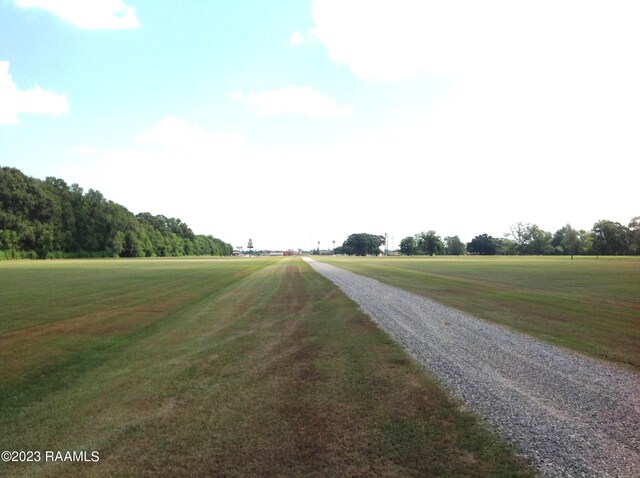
[0,257,535,477]
[315,255,640,370]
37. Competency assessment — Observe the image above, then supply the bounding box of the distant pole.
[332,240,335,255]
[248,238,253,255]
[385,232,388,256]
[317,240,320,255]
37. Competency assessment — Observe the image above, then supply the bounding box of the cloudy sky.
[1,1,639,250]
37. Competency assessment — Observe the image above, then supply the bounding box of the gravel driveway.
[303,257,640,477]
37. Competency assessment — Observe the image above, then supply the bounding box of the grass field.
[315,255,640,370]
[0,257,534,477]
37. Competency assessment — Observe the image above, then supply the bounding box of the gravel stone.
[303,257,640,478]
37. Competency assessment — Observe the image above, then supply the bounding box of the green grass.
[315,255,640,370]
[0,257,535,477]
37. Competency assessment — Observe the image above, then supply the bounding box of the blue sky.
[1,0,639,250]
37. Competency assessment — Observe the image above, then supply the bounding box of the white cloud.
[230,86,352,118]
[309,0,640,141]
[311,0,640,81]
[71,144,97,155]
[307,0,640,238]
[14,0,139,30]
[137,116,213,147]
[311,0,458,80]
[61,117,313,250]
[0,61,69,124]
[134,116,244,153]
[62,121,403,251]
[289,31,304,46]
[56,107,639,253]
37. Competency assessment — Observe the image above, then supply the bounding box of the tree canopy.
[467,234,499,255]
[416,230,444,256]
[0,167,233,259]
[341,233,385,256]
[399,236,416,255]
[444,236,466,256]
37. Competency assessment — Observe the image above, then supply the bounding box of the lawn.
[0,257,534,477]
[315,255,640,370]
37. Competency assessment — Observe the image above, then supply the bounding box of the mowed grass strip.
[316,256,640,370]
[1,257,535,477]
[0,258,270,424]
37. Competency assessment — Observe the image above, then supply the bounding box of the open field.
[315,255,640,370]
[0,257,534,477]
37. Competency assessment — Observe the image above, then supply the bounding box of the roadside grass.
[316,255,640,370]
[0,257,535,477]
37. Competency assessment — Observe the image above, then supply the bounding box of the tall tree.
[592,220,629,256]
[341,233,385,256]
[508,223,553,255]
[444,235,466,255]
[508,222,530,255]
[554,224,579,259]
[467,234,499,255]
[399,236,416,255]
[416,230,444,256]
[527,224,553,255]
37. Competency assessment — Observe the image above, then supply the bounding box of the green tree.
[0,167,57,257]
[508,222,553,255]
[554,224,579,259]
[0,166,234,259]
[578,229,594,255]
[628,216,640,255]
[399,236,416,255]
[467,234,498,255]
[527,224,553,255]
[497,237,517,255]
[509,222,529,255]
[444,235,466,255]
[43,177,76,253]
[416,230,444,256]
[592,220,629,256]
[341,233,385,256]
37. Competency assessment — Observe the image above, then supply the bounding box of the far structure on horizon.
[247,238,254,254]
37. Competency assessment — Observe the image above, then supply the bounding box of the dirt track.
[304,257,640,477]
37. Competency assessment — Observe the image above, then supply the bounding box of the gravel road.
[303,257,640,477]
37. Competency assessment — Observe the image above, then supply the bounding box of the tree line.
[399,219,640,257]
[0,166,233,259]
